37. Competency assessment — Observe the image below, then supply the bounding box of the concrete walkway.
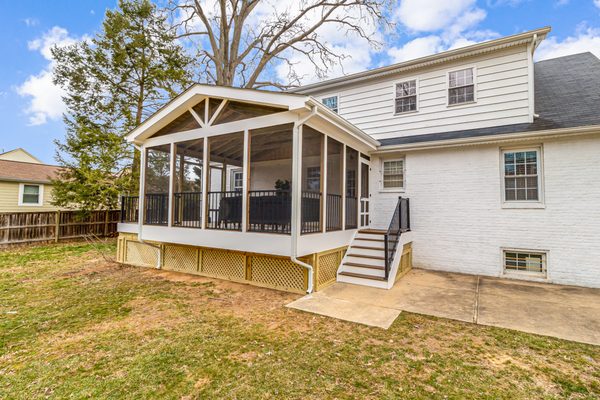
[287,269,600,345]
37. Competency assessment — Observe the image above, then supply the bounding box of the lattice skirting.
[116,233,343,294]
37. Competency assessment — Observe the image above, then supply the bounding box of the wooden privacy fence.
[0,210,120,246]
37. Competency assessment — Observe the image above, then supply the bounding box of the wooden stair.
[337,229,389,288]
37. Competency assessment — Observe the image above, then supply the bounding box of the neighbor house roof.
[0,159,63,184]
[0,148,43,164]
[378,52,600,148]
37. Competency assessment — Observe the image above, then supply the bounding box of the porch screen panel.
[345,147,358,229]
[144,144,171,225]
[249,124,293,234]
[301,126,324,234]
[326,137,343,231]
[173,139,204,228]
[207,132,244,230]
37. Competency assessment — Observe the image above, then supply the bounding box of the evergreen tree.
[51,0,194,210]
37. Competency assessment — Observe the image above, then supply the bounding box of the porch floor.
[286,269,600,345]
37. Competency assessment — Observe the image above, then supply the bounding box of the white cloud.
[388,0,497,63]
[595,0,600,9]
[17,27,85,126]
[536,25,600,61]
[395,0,479,33]
[23,18,39,27]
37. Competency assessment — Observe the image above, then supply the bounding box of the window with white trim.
[322,96,338,113]
[382,159,404,189]
[395,80,417,114]
[503,149,540,202]
[504,250,546,276]
[448,68,475,105]
[232,170,243,191]
[19,184,42,206]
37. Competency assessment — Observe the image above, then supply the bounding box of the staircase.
[337,197,410,289]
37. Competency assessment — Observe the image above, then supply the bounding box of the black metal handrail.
[345,196,358,229]
[301,191,321,234]
[384,197,410,280]
[120,196,139,223]
[248,190,291,234]
[144,193,169,225]
[173,191,202,228]
[326,193,342,231]
[207,191,242,230]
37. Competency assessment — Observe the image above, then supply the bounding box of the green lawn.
[0,241,598,399]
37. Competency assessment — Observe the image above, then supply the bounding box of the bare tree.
[171,0,391,89]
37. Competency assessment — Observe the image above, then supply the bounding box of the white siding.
[369,133,600,288]
[313,46,532,139]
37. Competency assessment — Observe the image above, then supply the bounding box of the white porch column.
[341,144,346,231]
[241,129,249,232]
[167,142,175,227]
[291,124,303,239]
[201,136,209,229]
[322,135,328,233]
[138,146,146,227]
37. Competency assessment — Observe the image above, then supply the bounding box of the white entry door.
[359,160,369,228]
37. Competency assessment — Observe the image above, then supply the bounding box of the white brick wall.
[369,133,600,288]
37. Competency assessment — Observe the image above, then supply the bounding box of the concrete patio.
[287,269,600,345]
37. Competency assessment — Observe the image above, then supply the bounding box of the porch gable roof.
[126,84,379,150]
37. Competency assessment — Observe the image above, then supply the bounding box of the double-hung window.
[503,148,541,202]
[382,159,404,190]
[448,68,475,105]
[232,170,243,192]
[322,96,338,113]
[19,184,43,206]
[395,80,417,114]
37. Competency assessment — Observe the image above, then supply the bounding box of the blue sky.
[1,0,599,164]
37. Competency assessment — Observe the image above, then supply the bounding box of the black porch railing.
[144,193,169,225]
[173,191,202,228]
[301,191,321,234]
[120,196,139,223]
[326,194,342,231]
[248,190,291,234]
[345,196,357,229]
[207,191,242,230]
[384,197,410,280]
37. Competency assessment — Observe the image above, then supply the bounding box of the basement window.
[504,250,547,276]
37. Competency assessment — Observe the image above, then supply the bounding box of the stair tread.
[343,262,384,270]
[355,237,385,242]
[358,229,386,234]
[339,271,387,281]
[347,253,385,260]
[352,245,385,251]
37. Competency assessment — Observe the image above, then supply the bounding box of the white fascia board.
[127,84,309,143]
[374,125,600,154]
[306,98,380,150]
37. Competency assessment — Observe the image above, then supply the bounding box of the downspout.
[291,106,318,293]
[530,34,540,119]
[132,142,162,269]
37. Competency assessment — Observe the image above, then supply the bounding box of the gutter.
[291,106,318,293]
[374,125,600,154]
[132,143,162,269]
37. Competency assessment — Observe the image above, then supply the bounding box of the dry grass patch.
[0,241,598,399]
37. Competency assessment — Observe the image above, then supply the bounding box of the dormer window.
[448,68,475,105]
[395,80,417,114]
[322,96,338,113]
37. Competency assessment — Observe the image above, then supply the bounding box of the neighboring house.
[117,26,600,293]
[0,149,63,212]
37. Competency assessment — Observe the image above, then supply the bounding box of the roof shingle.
[0,160,63,183]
